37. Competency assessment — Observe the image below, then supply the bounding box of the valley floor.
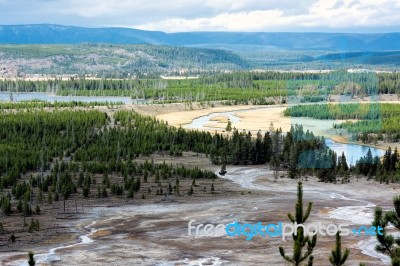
[1,100,400,265]
[1,165,397,265]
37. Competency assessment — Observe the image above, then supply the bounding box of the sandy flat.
[155,105,261,127]
[233,107,291,132]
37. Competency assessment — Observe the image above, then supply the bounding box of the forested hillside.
[318,51,400,66]
[2,25,400,51]
[1,44,400,77]
[0,44,250,76]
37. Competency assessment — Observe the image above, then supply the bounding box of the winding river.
[183,107,385,165]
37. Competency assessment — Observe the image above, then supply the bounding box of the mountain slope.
[1,24,400,51]
[0,24,169,44]
[0,44,250,76]
[317,51,400,65]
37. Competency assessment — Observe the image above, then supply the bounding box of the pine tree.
[54,192,59,201]
[263,132,272,163]
[340,152,349,172]
[1,196,12,215]
[127,186,134,198]
[279,182,317,266]
[373,196,400,265]
[175,178,180,196]
[22,199,32,217]
[102,186,108,198]
[384,147,393,172]
[37,190,43,204]
[83,185,90,198]
[28,251,35,266]
[47,193,53,204]
[35,205,41,215]
[329,231,350,266]
[226,120,232,132]
[168,182,173,195]
[391,148,399,173]
[288,145,299,179]
[219,164,227,176]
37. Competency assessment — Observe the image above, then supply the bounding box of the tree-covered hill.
[0,44,250,75]
[317,51,400,66]
[2,24,400,51]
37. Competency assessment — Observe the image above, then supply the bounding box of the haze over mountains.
[1,24,400,51]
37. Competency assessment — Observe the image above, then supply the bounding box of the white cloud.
[135,10,289,32]
[133,0,400,31]
[305,0,400,28]
[0,0,399,32]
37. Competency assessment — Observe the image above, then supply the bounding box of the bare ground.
[1,165,397,265]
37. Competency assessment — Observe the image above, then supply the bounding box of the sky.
[0,0,400,32]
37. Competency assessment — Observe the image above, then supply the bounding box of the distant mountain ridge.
[1,24,400,51]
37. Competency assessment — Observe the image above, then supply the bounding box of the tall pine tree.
[329,231,350,266]
[373,196,400,265]
[279,182,317,266]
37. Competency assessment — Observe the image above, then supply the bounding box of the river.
[183,106,385,165]
[0,92,133,104]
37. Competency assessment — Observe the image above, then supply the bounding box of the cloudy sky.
[1,0,399,32]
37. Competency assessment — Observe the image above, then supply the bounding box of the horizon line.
[1,23,399,35]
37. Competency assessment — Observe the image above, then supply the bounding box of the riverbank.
[327,134,400,151]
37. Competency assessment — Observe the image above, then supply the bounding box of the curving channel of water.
[14,222,97,266]
[183,106,385,166]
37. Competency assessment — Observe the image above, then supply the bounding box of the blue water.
[324,138,385,166]
[0,92,133,104]
[183,107,386,166]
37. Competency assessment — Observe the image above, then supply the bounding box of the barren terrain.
[1,166,397,265]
